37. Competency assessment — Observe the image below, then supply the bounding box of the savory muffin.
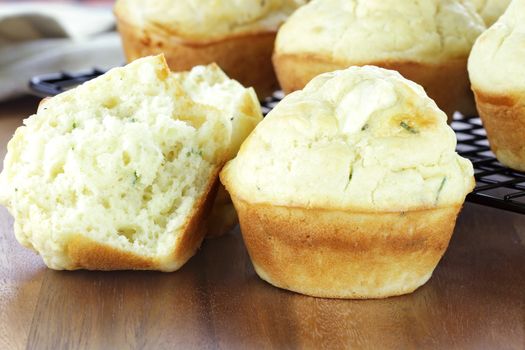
[468,0,511,26]
[221,66,475,298]
[468,0,525,171]
[115,0,306,98]
[0,55,262,271]
[273,0,485,120]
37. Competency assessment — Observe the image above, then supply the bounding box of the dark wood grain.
[1,97,524,350]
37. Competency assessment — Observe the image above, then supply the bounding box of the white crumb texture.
[0,55,262,270]
[467,0,511,26]
[222,66,475,212]
[275,0,485,64]
[468,0,525,95]
[115,0,307,39]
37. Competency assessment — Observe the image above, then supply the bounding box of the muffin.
[115,0,306,99]
[0,55,262,271]
[221,66,475,299]
[468,0,525,171]
[273,0,486,120]
[468,0,511,26]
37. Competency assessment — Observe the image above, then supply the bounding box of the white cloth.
[0,2,124,101]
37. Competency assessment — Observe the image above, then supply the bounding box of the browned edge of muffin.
[473,89,525,171]
[231,194,461,299]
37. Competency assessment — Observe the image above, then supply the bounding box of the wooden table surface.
[1,96,524,350]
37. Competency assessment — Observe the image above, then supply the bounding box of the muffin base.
[232,195,461,299]
[273,53,476,120]
[116,16,278,99]
[61,175,220,271]
[473,90,525,171]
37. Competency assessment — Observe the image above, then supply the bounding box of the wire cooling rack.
[29,72,525,214]
[452,116,525,214]
[29,69,107,97]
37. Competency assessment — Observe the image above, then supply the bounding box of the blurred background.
[0,0,122,101]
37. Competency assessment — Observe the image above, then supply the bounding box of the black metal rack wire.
[29,71,525,215]
[29,69,107,97]
[452,116,525,214]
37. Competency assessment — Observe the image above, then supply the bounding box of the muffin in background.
[221,66,475,299]
[115,0,306,99]
[273,0,486,120]
[468,0,525,171]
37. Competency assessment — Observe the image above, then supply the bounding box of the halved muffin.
[221,66,474,298]
[0,55,262,271]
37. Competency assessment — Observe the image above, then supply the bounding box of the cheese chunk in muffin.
[0,55,262,271]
